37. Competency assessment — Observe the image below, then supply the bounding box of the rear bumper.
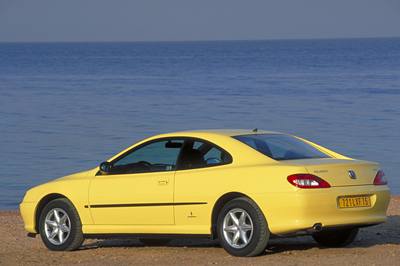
[255,185,390,235]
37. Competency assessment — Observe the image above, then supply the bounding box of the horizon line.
[1,35,400,44]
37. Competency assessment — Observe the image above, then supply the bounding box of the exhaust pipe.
[275,223,324,237]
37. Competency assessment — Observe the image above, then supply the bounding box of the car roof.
[165,129,281,137]
[107,129,285,164]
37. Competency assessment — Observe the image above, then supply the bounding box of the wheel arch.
[34,193,71,233]
[210,192,261,239]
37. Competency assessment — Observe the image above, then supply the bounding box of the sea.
[0,38,399,209]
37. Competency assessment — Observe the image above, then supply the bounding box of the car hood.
[21,168,96,203]
[51,168,95,182]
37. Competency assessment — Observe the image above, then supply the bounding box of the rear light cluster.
[287,174,331,189]
[373,170,387,185]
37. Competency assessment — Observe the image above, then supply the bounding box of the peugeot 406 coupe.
[20,129,390,256]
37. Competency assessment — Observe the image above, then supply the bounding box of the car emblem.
[348,170,357,179]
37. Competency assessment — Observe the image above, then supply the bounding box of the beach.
[2,1,400,264]
[0,196,399,265]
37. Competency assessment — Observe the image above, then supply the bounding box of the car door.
[88,138,184,225]
[173,139,233,232]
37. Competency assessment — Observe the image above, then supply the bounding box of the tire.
[38,198,84,251]
[139,238,171,246]
[312,227,359,247]
[217,197,269,257]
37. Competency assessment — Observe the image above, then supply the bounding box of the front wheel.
[312,227,359,247]
[39,198,84,251]
[217,197,269,257]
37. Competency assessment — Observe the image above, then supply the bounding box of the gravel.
[0,196,399,265]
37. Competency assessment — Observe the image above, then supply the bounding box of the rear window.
[233,134,329,161]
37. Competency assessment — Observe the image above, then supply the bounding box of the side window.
[110,139,183,174]
[178,140,232,170]
[203,147,224,164]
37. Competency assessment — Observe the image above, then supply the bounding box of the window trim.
[99,136,233,176]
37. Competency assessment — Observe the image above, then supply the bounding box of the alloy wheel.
[44,208,71,245]
[222,208,254,249]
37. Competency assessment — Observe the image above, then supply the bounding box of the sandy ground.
[0,197,399,266]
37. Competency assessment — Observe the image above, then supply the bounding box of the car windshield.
[233,134,330,161]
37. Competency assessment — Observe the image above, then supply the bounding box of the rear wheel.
[139,238,171,246]
[312,227,359,247]
[39,198,84,251]
[217,197,269,257]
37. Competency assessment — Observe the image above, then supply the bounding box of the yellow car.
[20,129,390,256]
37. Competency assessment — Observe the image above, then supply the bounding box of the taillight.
[373,170,387,185]
[287,174,331,189]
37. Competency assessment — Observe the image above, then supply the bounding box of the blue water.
[1,38,399,209]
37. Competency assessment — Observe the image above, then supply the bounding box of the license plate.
[338,195,371,208]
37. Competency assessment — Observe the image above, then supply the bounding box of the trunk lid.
[283,158,380,187]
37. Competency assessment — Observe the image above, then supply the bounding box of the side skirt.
[83,233,212,240]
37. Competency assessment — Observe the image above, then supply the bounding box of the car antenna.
[252,128,258,133]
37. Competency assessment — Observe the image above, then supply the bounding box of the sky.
[1,0,400,42]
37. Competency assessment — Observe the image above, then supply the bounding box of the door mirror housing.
[99,161,113,174]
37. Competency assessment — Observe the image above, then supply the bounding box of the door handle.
[158,179,169,185]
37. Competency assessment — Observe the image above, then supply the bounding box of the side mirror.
[99,161,113,174]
